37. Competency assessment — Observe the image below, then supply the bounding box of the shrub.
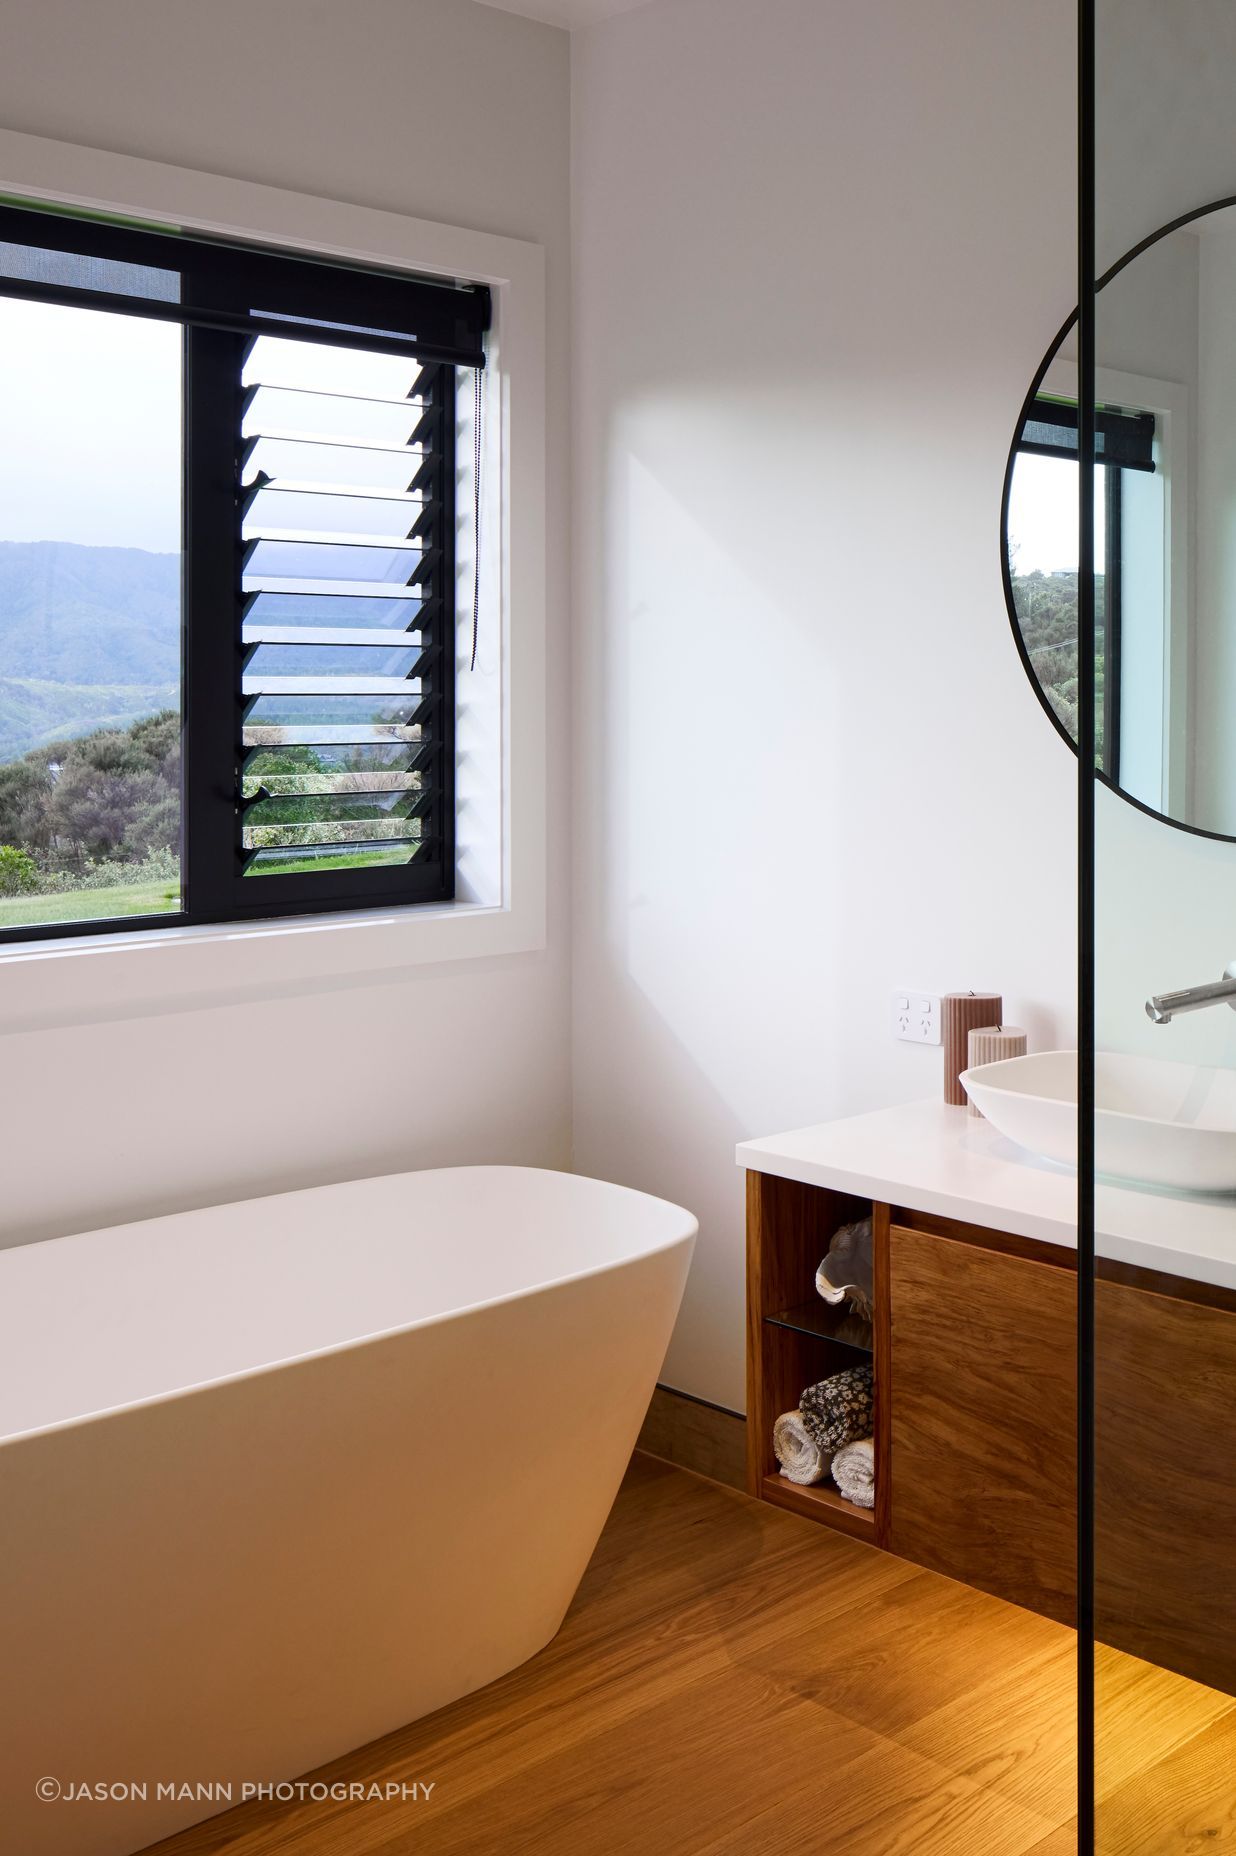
[31,848,180,894]
[0,844,38,895]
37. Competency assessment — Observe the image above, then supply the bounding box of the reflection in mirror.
[1003,198,1236,838]
[1007,446,1108,768]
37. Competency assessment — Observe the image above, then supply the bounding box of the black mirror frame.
[1000,190,1236,846]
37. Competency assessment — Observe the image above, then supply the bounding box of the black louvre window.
[237,340,447,882]
[0,202,489,943]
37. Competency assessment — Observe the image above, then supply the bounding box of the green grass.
[245,849,413,876]
[0,849,416,927]
[0,880,180,929]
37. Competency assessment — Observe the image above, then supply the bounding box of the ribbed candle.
[966,1025,1028,1116]
[941,992,1002,1105]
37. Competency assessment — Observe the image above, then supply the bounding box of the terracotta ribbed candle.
[941,992,1002,1105]
[966,1025,1028,1116]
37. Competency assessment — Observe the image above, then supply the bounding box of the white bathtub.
[0,1165,696,1856]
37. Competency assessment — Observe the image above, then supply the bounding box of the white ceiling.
[474,0,652,28]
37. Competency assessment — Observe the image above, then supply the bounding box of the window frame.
[0,127,547,1015]
[0,201,485,945]
[1012,393,1151,783]
[1030,356,1192,821]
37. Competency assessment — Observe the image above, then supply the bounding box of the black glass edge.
[1077,0,1097,1844]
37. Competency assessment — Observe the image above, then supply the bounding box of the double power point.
[892,991,941,1045]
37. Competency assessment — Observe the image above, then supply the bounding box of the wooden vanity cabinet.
[746,1174,1236,1695]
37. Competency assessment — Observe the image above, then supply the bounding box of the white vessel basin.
[960,1049,1236,1191]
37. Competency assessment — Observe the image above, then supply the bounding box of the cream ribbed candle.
[941,992,1002,1105]
[966,1025,1028,1116]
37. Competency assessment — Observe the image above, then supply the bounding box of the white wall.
[1090,229,1200,384]
[0,0,574,1244]
[571,0,1079,1410]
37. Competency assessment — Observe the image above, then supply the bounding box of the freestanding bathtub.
[0,1165,696,1856]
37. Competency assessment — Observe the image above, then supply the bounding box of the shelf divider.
[764,1299,873,1356]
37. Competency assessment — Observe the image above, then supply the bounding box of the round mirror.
[1002,195,1236,839]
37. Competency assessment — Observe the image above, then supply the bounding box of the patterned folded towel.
[800,1366,874,1461]
[772,1409,826,1485]
[831,1437,875,1509]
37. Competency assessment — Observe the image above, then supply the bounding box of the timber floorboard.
[143,1454,1235,1856]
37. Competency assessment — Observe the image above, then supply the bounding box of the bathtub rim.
[0,1165,697,1451]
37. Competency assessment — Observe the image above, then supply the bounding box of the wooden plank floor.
[143,1454,1236,1856]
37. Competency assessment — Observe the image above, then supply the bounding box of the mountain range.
[0,540,179,760]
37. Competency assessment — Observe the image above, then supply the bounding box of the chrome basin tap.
[1146,961,1236,1024]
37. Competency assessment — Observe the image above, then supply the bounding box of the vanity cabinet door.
[888,1223,1077,1625]
[1096,1278,1236,1695]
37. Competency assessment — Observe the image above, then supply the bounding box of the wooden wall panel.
[636,1387,747,1490]
[888,1223,1077,1625]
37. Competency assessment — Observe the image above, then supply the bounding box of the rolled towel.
[831,1437,875,1509]
[800,1365,874,1460]
[772,1409,826,1485]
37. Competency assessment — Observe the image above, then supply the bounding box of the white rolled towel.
[773,1409,826,1485]
[831,1437,875,1509]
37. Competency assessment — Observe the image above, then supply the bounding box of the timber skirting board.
[636,1385,747,1491]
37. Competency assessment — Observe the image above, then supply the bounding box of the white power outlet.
[892,991,941,1045]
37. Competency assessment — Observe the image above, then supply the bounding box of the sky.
[0,302,430,561]
[1007,450,1106,577]
[0,295,182,555]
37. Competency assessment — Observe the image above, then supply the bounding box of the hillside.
[0,676,179,761]
[0,540,179,759]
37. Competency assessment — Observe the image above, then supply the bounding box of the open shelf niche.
[745,1171,890,1546]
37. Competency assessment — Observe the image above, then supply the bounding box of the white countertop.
[736,1098,1236,1293]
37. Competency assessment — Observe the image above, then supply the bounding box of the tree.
[0,757,53,850]
[1010,566,1109,770]
[123,791,181,858]
[46,764,163,860]
[127,710,179,770]
[12,705,182,864]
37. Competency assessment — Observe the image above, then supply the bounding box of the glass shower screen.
[1088,3,1236,1847]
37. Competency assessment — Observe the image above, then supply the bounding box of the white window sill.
[0,898,544,1036]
